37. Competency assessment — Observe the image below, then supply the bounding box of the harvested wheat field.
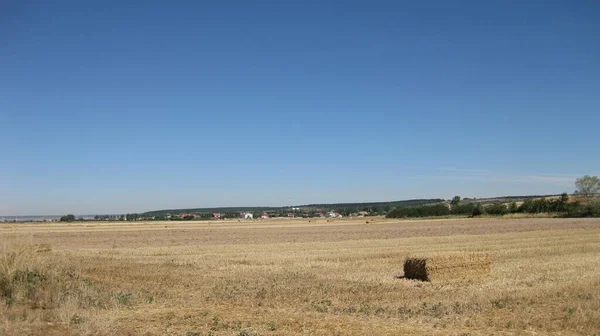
[1,217,600,335]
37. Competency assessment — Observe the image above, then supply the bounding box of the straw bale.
[403,252,490,281]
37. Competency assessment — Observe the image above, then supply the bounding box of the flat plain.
[1,217,599,335]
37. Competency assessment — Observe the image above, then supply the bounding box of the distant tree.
[450,196,461,206]
[520,197,577,214]
[450,203,476,215]
[518,199,533,213]
[337,208,351,217]
[575,175,600,198]
[532,199,549,213]
[60,214,76,222]
[486,203,508,216]
[566,200,600,218]
[471,205,483,217]
[223,212,240,219]
[125,213,140,221]
[508,202,518,213]
[386,204,450,218]
[551,192,570,212]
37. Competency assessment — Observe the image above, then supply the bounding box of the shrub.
[471,205,483,217]
[386,204,450,218]
[519,198,552,213]
[0,245,108,310]
[485,204,508,216]
[450,203,476,215]
[518,194,576,214]
[0,243,124,334]
[564,201,600,218]
[59,214,76,222]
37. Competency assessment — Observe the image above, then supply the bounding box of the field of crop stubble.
[1,217,599,336]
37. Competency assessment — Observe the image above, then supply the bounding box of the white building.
[328,211,342,218]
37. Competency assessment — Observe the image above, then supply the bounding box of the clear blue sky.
[2,1,599,215]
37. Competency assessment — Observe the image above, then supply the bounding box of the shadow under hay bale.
[403,252,491,282]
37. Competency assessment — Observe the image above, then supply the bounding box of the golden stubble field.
[1,217,600,336]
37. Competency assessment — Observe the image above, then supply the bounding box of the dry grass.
[1,217,600,335]
[0,244,121,336]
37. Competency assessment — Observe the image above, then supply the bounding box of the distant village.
[0,208,373,223]
[102,208,373,222]
[188,209,370,221]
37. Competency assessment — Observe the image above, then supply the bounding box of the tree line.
[387,193,600,219]
[387,175,600,219]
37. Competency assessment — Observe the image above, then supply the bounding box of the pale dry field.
[1,217,600,336]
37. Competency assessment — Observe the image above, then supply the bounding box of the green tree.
[575,175,600,198]
[508,202,518,213]
[519,199,533,213]
[60,214,76,222]
[450,203,476,215]
[486,204,508,216]
[125,213,140,221]
[450,196,461,206]
[471,205,483,217]
[335,208,349,217]
[386,204,450,218]
[551,192,570,212]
